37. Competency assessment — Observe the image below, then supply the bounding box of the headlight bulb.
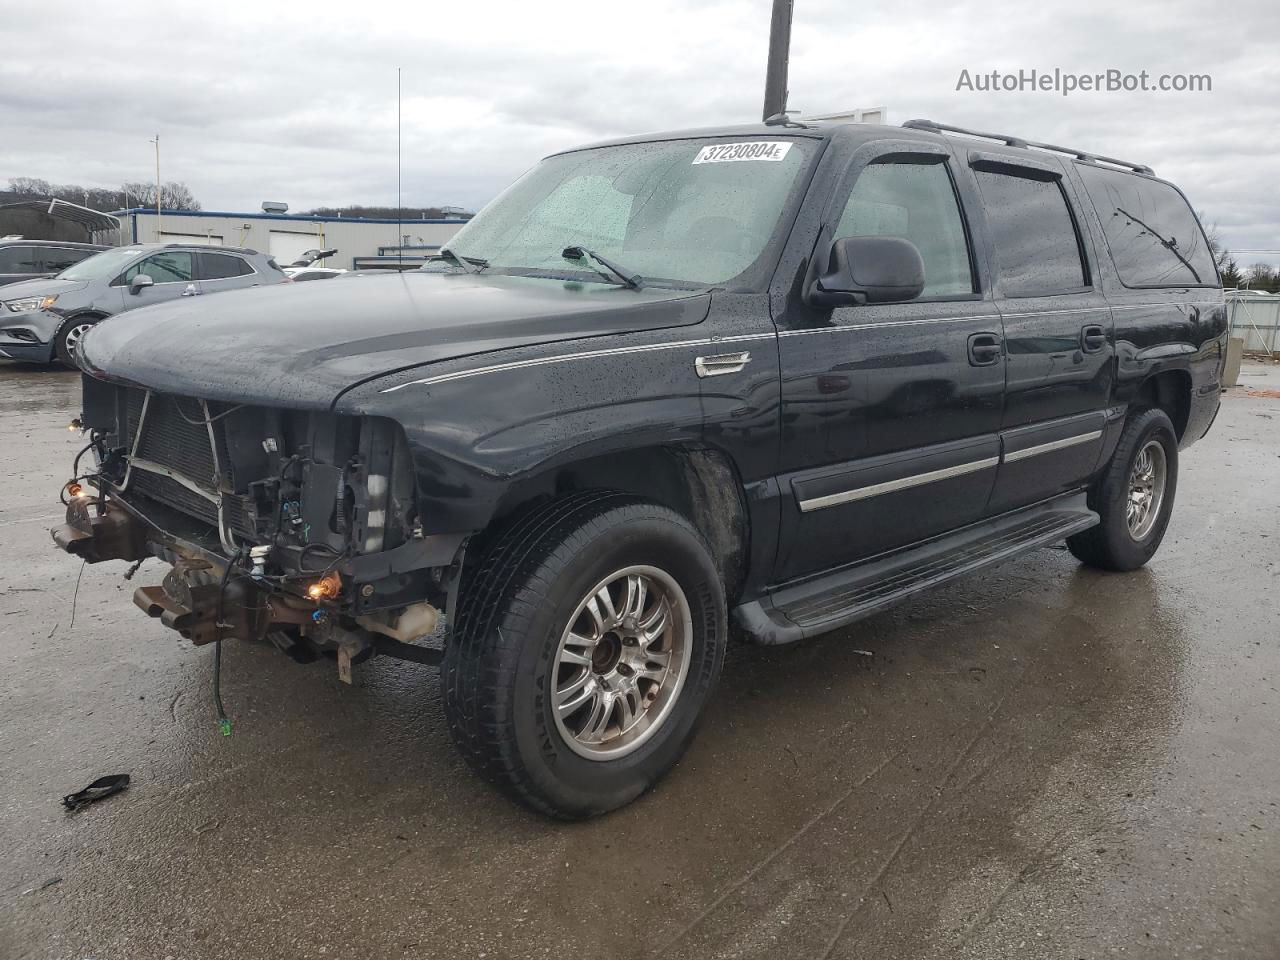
[306,573,342,602]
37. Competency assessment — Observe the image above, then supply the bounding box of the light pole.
[149,134,162,236]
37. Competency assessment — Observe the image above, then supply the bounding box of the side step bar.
[735,491,1098,645]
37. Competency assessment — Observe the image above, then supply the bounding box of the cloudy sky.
[2,0,1276,265]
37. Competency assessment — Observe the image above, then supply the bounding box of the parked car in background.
[284,266,347,281]
[0,237,107,286]
[0,243,286,365]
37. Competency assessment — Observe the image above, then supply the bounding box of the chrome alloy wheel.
[551,565,692,760]
[62,322,94,354]
[1126,439,1167,540]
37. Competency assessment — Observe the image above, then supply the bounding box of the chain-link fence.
[1227,290,1280,357]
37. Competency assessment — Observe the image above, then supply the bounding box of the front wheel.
[54,315,100,366]
[442,492,726,819]
[1068,407,1179,571]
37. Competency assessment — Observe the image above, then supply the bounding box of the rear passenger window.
[1076,164,1216,287]
[42,248,92,273]
[199,252,254,280]
[0,246,42,273]
[836,159,974,298]
[974,167,1088,296]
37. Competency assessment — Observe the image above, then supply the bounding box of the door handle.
[695,352,751,378]
[1080,324,1107,352]
[967,332,1002,366]
[181,283,201,297]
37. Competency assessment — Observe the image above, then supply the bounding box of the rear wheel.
[55,315,100,365]
[1068,407,1178,571]
[442,492,726,819]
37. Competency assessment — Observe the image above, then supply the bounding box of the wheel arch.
[1134,368,1192,441]
[54,309,111,342]
[487,443,750,601]
[59,308,110,325]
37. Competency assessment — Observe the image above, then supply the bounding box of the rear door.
[196,251,260,294]
[773,140,1005,582]
[961,151,1114,513]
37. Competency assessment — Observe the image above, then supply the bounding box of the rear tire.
[442,491,727,819]
[54,315,100,366]
[1068,408,1178,571]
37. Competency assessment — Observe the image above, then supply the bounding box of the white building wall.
[123,211,467,268]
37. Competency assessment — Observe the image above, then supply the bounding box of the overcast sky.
[2,0,1276,265]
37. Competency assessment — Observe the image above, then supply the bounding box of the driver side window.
[836,159,974,299]
[120,251,194,284]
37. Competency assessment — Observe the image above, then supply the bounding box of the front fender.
[336,328,719,533]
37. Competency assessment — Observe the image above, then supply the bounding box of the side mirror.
[128,274,155,295]
[807,236,925,307]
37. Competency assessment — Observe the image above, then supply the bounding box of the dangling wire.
[212,548,246,736]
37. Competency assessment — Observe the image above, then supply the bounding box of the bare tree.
[7,176,201,211]
[6,177,52,196]
[1244,262,1277,290]
[120,181,202,211]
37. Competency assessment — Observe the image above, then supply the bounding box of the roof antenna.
[397,67,403,270]
[761,0,793,121]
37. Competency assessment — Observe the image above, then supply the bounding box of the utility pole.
[762,0,794,121]
[149,134,162,235]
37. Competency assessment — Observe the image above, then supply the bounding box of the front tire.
[54,315,100,366]
[442,492,726,819]
[1068,408,1179,571]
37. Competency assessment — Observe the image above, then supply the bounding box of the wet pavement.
[1,360,1278,960]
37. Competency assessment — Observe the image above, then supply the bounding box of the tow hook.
[133,558,268,646]
[51,497,146,564]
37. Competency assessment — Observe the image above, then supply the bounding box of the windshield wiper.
[436,248,488,273]
[561,246,643,289]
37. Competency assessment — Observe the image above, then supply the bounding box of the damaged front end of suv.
[55,374,463,678]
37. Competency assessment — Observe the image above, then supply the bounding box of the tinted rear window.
[974,167,1088,297]
[42,247,96,272]
[0,246,42,273]
[1076,164,1216,287]
[199,252,254,280]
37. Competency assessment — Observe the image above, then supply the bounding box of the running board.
[735,492,1098,645]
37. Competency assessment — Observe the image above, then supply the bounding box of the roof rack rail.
[901,119,1154,176]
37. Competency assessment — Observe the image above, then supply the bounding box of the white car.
[283,266,347,282]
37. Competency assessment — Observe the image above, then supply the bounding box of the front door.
[114,250,200,309]
[773,141,1005,583]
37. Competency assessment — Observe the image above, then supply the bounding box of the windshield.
[59,247,144,282]
[438,137,815,287]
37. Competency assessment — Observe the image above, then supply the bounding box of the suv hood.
[77,271,711,408]
[0,276,90,301]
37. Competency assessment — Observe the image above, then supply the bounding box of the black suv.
[52,119,1226,818]
[0,238,106,286]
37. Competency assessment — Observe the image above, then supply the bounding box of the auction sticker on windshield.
[692,141,793,164]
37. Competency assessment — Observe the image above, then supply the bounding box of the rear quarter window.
[198,252,255,280]
[1076,165,1217,287]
